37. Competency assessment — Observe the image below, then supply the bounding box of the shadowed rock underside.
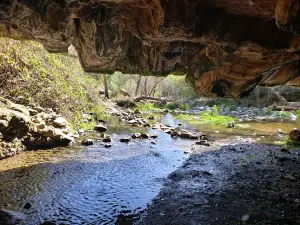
[1,0,300,97]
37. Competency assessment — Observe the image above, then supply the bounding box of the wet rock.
[189,133,199,140]
[132,133,141,139]
[94,124,107,132]
[151,140,157,145]
[40,222,56,225]
[170,130,178,137]
[164,129,172,134]
[227,122,235,128]
[289,129,300,145]
[104,143,112,148]
[141,133,150,139]
[82,139,94,146]
[151,134,158,139]
[120,137,131,143]
[196,140,210,146]
[103,135,112,143]
[178,130,191,139]
[0,209,26,225]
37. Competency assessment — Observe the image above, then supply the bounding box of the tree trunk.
[143,77,148,95]
[135,75,142,97]
[103,74,109,99]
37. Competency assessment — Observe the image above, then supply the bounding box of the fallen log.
[270,103,300,111]
[134,95,165,102]
[120,89,131,97]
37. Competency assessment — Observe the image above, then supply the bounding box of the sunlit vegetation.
[0,38,106,127]
[165,102,190,110]
[175,105,237,126]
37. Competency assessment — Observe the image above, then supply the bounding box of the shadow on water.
[138,142,300,225]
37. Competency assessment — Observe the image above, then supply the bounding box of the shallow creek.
[0,114,298,224]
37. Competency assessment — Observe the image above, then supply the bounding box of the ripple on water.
[0,129,187,224]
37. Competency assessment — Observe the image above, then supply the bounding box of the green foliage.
[0,38,106,127]
[134,102,161,113]
[277,110,291,118]
[295,109,300,118]
[78,121,96,131]
[90,105,107,120]
[165,102,178,110]
[264,108,273,116]
[175,109,237,126]
[212,105,219,116]
[274,137,299,149]
[165,102,190,111]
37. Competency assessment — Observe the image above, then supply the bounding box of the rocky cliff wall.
[1,0,300,97]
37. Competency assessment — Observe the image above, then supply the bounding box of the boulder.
[141,133,150,139]
[53,117,68,128]
[289,129,300,145]
[94,124,108,132]
[82,139,94,146]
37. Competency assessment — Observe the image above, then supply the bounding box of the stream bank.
[138,138,300,225]
[0,103,300,224]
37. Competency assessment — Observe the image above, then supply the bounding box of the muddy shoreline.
[137,138,300,225]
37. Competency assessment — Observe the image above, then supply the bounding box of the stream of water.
[0,114,298,224]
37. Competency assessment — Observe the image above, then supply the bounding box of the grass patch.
[277,110,291,118]
[165,102,190,111]
[78,121,96,131]
[175,105,237,126]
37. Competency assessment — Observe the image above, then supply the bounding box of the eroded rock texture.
[1,0,300,97]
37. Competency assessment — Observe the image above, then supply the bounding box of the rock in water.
[120,137,131,143]
[289,129,300,145]
[82,139,94,146]
[227,122,234,128]
[94,124,108,132]
[0,209,26,225]
[132,133,141,139]
[103,135,112,143]
[141,133,150,139]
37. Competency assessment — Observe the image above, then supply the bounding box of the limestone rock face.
[0,97,74,159]
[1,1,300,97]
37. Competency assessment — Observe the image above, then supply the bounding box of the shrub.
[165,102,179,110]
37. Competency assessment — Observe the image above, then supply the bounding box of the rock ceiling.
[1,0,300,97]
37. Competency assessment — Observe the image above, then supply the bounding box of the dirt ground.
[136,138,300,225]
